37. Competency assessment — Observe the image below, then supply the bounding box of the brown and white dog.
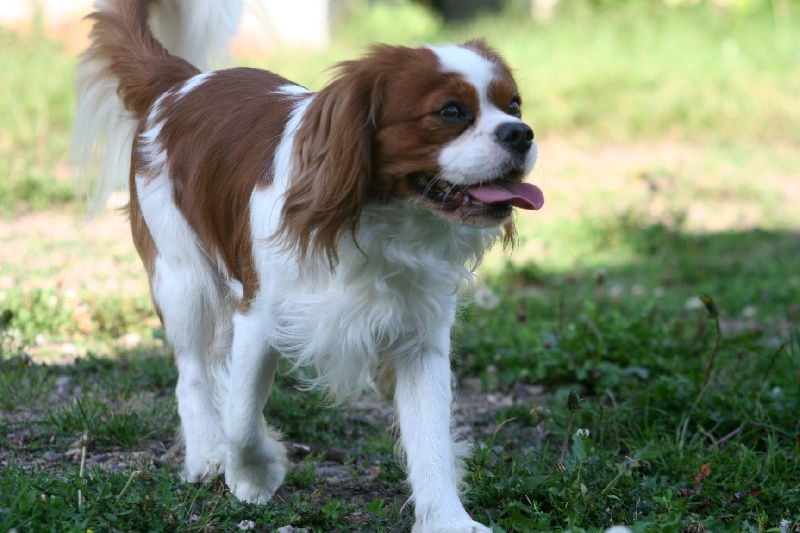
[74,1,544,530]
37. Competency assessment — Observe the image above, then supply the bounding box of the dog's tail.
[73,0,243,214]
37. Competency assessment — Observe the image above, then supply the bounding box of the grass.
[3,227,798,530]
[270,1,800,144]
[0,26,76,214]
[1,1,800,531]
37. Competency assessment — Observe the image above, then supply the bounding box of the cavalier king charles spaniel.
[74,1,544,530]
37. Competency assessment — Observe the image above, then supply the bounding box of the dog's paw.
[182,446,226,483]
[225,439,288,505]
[228,480,278,505]
[226,462,286,504]
[412,519,492,533]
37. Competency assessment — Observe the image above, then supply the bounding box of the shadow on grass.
[510,220,800,318]
[452,223,800,530]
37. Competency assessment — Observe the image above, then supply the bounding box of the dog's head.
[281,39,543,265]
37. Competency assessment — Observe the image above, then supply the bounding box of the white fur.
[148,0,244,72]
[175,71,214,98]
[135,130,229,481]
[267,200,497,400]
[73,54,138,215]
[430,45,496,99]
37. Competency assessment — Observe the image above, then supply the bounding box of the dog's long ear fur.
[279,57,383,267]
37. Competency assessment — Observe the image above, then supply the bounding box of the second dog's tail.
[73,0,243,213]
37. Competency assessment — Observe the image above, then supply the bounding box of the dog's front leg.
[394,346,491,533]
[222,311,288,504]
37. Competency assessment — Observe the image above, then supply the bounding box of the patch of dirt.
[0,207,148,297]
[1,378,547,467]
[535,138,800,232]
[1,369,547,530]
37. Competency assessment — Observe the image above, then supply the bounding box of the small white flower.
[576,428,590,438]
[685,296,704,310]
[742,305,758,318]
[61,343,77,355]
[608,285,625,298]
[238,520,256,531]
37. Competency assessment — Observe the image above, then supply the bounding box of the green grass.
[2,1,800,532]
[2,216,798,530]
[267,1,800,144]
[0,27,76,214]
[449,2,800,144]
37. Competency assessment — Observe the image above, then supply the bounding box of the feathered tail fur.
[73,0,244,214]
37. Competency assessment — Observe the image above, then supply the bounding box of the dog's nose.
[495,122,534,155]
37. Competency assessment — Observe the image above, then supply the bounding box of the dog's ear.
[279,57,382,267]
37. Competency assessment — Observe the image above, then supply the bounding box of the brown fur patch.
[277,53,384,267]
[151,68,297,308]
[84,0,296,310]
[127,134,162,321]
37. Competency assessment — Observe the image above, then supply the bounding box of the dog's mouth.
[410,173,545,218]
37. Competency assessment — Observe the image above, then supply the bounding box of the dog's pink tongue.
[466,182,545,210]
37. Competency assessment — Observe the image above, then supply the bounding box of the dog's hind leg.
[221,310,288,504]
[134,171,228,483]
[156,260,228,483]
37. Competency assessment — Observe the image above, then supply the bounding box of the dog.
[73,1,544,531]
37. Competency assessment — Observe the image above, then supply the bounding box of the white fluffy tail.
[73,0,245,215]
[73,54,137,215]
[148,0,245,72]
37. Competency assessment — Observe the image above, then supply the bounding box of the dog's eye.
[508,100,521,118]
[439,103,465,121]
